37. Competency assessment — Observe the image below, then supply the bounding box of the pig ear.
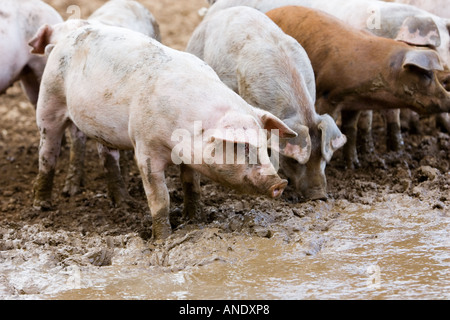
[395,16,441,48]
[272,118,311,164]
[209,127,261,147]
[402,49,444,72]
[318,114,347,163]
[254,109,298,139]
[29,24,53,55]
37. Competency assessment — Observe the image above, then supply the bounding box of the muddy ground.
[0,0,449,299]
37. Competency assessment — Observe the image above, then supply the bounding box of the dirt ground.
[0,0,449,299]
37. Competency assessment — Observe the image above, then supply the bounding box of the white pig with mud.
[88,0,161,41]
[206,0,450,158]
[61,0,162,200]
[187,7,346,201]
[29,20,297,239]
[0,0,62,104]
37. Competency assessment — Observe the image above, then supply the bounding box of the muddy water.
[34,195,447,300]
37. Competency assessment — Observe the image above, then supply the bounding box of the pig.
[386,0,450,19]
[386,0,450,134]
[186,6,346,201]
[61,0,162,200]
[206,0,450,155]
[29,20,297,239]
[266,6,450,169]
[88,0,161,41]
[207,0,450,65]
[0,0,62,104]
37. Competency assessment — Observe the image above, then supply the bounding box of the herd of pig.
[1,0,449,240]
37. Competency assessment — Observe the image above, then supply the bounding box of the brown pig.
[267,6,450,168]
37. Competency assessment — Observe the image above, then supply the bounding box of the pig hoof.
[62,183,82,197]
[182,204,204,222]
[386,136,404,152]
[361,153,387,169]
[33,199,54,211]
[152,225,172,241]
[346,159,360,170]
[113,196,140,210]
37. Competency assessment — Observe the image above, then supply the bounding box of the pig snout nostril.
[270,180,288,199]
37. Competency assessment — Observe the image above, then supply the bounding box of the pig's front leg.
[358,111,386,169]
[135,151,171,240]
[180,164,203,221]
[341,110,361,169]
[97,144,133,207]
[384,109,404,152]
[62,124,86,197]
[357,110,375,156]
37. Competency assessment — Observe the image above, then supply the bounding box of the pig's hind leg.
[33,100,70,210]
[341,110,361,169]
[62,124,86,197]
[180,164,203,222]
[97,144,136,208]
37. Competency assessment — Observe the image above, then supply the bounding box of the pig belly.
[68,102,133,150]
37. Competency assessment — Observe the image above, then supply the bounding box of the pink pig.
[0,0,62,104]
[29,20,297,239]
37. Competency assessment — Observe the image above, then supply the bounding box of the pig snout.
[304,187,328,201]
[269,179,288,199]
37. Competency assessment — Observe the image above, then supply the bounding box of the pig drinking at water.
[187,7,346,201]
[29,20,296,239]
[266,6,450,169]
[0,0,62,104]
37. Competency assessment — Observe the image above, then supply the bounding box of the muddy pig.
[206,0,450,156]
[88,0,161,41]
[0,0,62,104]
[267,6,450,169]
[29,20,297,239]
[187,7,346,201]
[62,0,163,201]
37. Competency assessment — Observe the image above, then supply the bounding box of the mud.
[0,0,449,300]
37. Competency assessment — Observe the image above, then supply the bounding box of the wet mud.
[1,0,449,299]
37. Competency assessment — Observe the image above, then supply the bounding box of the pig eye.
[407,65,433,84]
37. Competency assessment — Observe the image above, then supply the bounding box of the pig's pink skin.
[59,0,163,200]
[0,0,62,103]
[31,21,295,239]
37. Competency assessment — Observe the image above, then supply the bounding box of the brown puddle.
[2,194,443,300]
